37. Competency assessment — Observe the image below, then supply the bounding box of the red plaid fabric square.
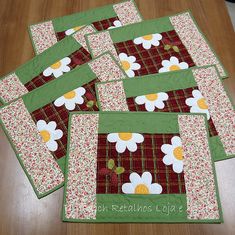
[56,16,119,41]
[31,78,99,160]
[96,133,186,194]
[126,87,218,136]
[25,47,91,91]
[114,30,195,76]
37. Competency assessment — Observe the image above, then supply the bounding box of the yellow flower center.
[50,61,61,69]
[169,65,180,71]
[63,91,76,99]
[142,34,153,41]
[197,98,208,110]
[173,146,184,160]
[121,60,131,71]
[145,93,158,101]
[40,130,51,143]
[118,132,132,141]
[134,184,149,194]
[73,26,82,31]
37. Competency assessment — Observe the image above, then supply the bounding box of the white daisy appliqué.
[118,53,141,78]
[65,26,84,36]
[107,132,144,153]
[161,136,184,173]
[133,33,162,49]
[54,87,86,111]
[159,56,189,73]
[122,172,163,194]
[37,120,63,152]
[43,57,71,78]
[135,92,169,112]
[108,20,122,29]
[185,90,210,120]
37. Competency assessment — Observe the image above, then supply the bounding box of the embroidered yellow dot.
[134,184,149,194]
[121,60,131,71]
[50,61,62,69]
[142,34,153,41]
[118,133,132,141]
[63,91,76,99]
[173,146,184,160]
[169,65,180,71]
[197,98,208,110]
[40,130,51,143]
[145,94,158,101]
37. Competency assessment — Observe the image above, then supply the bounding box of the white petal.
[128,56,137,63]
[65,29,74,36]
[132,133,144,143]
[192,89,202,98]
[170,56,179,64]
[125,69,135,78]
[163,154,174,165]
[119,53,128,60]
[37,120,46,131]
[142,41,151,49]
[133,37,142,45]
[205,110,210,120]
[185,97,196,107]
[46,139,58,152]
[53,70,63,78]
[126,141,137,152]
[107,133,119,143]
[64,101,76,110]
[158,92,168,101]
[130,62,140,70]
[171,136,182,147]
[145,101,155,112]
[154,33,162,40]
[154,100,165,109]
[113,20,122,27]
[151,40,160,47]
[47,121,56,130]
[122,183,135,194]
[179,62,189,69]
[116,141,127,153]
[135,96,146,105]
[43,68,53,77]
[158,67,168,73]
[53,129,63,140]
[76,87,86,96]
[190,106,201,114]
[161,60,171,67]
[61,57,71,65]
[173,161,183,173]
[129,172,142,186]
[161,144,173,154]
[73,96,84,105]
[141,172,152,186]
[61,65,71,73]
[149,183,163,194]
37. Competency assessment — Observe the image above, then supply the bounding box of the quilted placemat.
[63,111,222,223]
[0,35,93,105]
[86,11,227,79]
[29,0,142,54]
[0,53,125,198]
[96,66,235,161]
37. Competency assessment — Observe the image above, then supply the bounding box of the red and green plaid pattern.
[31,78,99,160]
[96,133,186,194]
[56,16,119,41]
[126,87,218,136]
[114,30,195,76]
[25,47,91,91]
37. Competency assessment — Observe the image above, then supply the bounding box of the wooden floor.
[0,0,235,234]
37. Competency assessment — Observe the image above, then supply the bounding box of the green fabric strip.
[110,15,173,43]
[23,63,96,113]
[53,4,116,32]
[123,69,197,98]
[15,37,82,84]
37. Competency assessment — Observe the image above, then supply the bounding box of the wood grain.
[0,0,234,234]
